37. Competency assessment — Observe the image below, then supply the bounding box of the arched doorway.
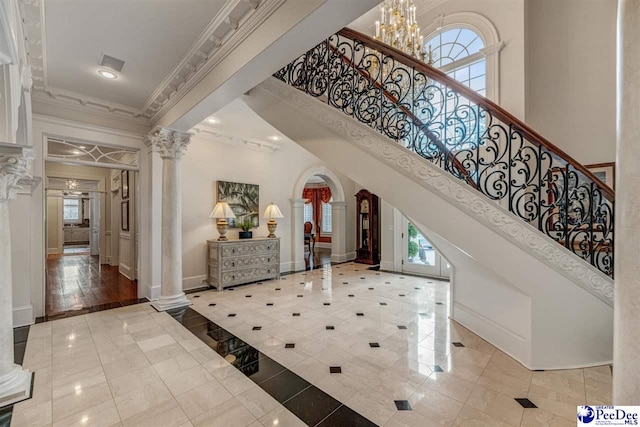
[291,166,347,271]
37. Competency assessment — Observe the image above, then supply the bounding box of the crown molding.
[19,0,284,128]
[148,0,286,124]
[190,126,280,153]
[258,77,615,307]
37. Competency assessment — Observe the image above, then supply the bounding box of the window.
[426,27,486,96]
[303,203,313,225]
[63,198,81,222]
[321,197,333,234]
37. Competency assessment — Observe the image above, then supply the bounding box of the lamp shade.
[210,201,236,219]
[263,203,284,219]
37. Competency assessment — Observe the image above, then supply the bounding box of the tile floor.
[9,263,612,426]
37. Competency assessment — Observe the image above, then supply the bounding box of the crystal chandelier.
[366,0,434,92]
[374,0,429,63]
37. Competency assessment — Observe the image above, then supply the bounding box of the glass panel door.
[402,218,449,278]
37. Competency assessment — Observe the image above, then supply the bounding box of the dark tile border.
[166,307,377,427]
[38,298,150,323]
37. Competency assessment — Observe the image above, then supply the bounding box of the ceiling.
[43,0,232,109]
[200,97,286,143]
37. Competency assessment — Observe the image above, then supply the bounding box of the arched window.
[426,27,486,95]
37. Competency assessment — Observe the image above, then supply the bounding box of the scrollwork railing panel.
[274,29,614,277]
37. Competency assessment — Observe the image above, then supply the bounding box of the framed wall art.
[216,180,259,228]
[121,200,129,231]
[121,170,129,199]
[586,162,615,191]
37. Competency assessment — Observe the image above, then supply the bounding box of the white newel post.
[614,0,640,404]
[0,143,33,407]
[145,127,192,311]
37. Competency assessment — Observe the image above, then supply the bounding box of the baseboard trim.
[183,275,208,291]
[331,252,356,263]
[13,304,33,327]
[47,248,61,255]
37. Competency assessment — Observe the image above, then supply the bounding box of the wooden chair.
[304,221,315,253]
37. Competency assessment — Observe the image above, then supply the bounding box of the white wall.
[524,0,616,164]
[46,195,63,254]
[180,134,357,290]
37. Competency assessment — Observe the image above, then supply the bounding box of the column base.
[0,365,32,409]
[151,292,192,312]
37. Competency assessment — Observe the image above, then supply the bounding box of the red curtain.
[302,186,332,242]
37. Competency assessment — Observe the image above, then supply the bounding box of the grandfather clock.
[355,189,380,265]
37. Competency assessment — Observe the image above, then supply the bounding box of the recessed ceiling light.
[268,135,281,141]
[98,69,118,79]
[78,145,86,149]
[206,117,219,124]
[72,150,81,155]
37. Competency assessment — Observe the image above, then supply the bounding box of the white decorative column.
[614,0,640,405]
[145,127,192,311]
[330,201,348,262]
[290,198,306,272]
[0,143,33,407]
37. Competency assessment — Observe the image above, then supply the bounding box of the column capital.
[145,126,192,159]
[0,143,34,201]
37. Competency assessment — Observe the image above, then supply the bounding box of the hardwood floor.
[304,247,332,270]
[45,253,137,316]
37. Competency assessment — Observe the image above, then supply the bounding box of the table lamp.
[263,203,284,238]
[210,201,236,241]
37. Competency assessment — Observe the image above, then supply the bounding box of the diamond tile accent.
[342,282,348,284]
[208,303,216,307]
[228,313,236,317]
[356,313,364,317]
[292,313,300,317]
[435,302,444,305]
[369,343,380,348]
[266,303,274,306]
[394,400,412,411]
[323,303,330,306]
[348,295,355,297]
[245,295,252,298]
[330,366,342,374]
[297,295,303,298]
[380,302,387,306]
[326,326,335,330]
[452,342,465,347]
[515,398,537,408]
[433,365,443,372]
[397,325,407,330]
[252,326,262,331]
[399,294,405,297]
[285,343,295,349]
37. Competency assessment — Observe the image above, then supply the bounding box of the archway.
[291,166,347,271]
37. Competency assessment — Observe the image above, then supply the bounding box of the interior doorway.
[302,175,333,270]
[44,161,139,317]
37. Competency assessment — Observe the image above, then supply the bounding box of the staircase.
[245,28,614,369]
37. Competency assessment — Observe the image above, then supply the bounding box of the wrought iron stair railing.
[274,28,614,278]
